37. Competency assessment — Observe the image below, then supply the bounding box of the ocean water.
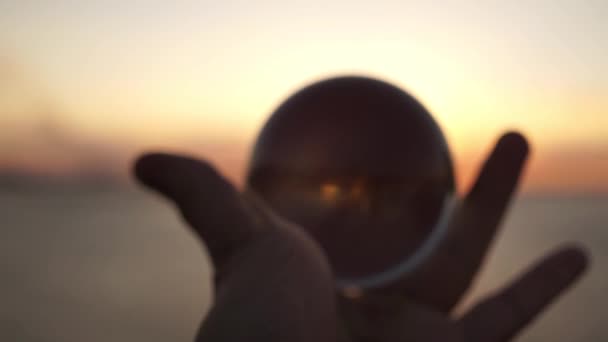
[0,187,605,341]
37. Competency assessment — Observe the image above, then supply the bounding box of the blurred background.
[0,1,606,341]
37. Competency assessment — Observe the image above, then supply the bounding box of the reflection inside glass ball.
[258,171,453,282]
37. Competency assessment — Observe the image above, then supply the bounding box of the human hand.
[337,132,589,342]
[133,132,588,342]
[134,153,341,342]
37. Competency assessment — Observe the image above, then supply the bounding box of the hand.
[134,153,341,342]
[134,132,588,342]
[338,132,589,342]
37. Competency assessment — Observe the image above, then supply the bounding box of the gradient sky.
[0,0,606,193]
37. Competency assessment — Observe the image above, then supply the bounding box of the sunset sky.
[0,1,606,193]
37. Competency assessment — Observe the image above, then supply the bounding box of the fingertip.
[465,132,531,209]
[132,152,211,194]
[132,152,172,187]
[497,131,531,159]
[132,152,233,204]
[555,243,591,275]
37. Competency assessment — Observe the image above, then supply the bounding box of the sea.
[0,186,605,341]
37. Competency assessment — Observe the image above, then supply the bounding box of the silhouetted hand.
[134,152,341,342]
[338,133,588,342]
[134,132,588,342]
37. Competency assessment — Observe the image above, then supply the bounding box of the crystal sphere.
[246,76,455,288]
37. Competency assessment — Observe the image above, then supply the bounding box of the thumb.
[133,152,258,268]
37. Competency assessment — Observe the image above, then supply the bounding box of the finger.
[456,132,530,270]
[134,153,257,267]
[396,133,530,310]
[458,245,589,342]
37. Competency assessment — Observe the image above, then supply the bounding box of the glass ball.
[246,76,455,289]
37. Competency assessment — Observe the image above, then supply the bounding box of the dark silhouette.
[134,76,588,341]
